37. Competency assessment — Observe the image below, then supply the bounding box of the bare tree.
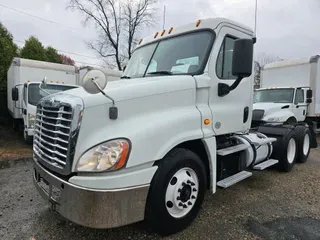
[67,0,158,70]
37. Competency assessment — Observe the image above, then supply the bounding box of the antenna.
[162,5,166,30]
[254,0,258,34]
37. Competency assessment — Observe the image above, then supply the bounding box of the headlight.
[76,139,130,172]
[267,117,283,122]
[28,114,35,128]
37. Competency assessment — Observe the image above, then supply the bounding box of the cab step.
[217,171,252,188]
[253,159,278,170]
[217,144,249,156]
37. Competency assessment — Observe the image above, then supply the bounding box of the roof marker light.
[138,39,143,45]
[196,19,201,27]
[168,27,173,34]
[161,30,166,36]
[154,32,159,38]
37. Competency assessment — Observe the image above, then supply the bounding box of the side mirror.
[40,76,47,89]
[12,87,18,101]
[232,39,254,77]
[218,38,253,97]
[82,69,108,94]
[306,98,312,104]
[307,89,312,99]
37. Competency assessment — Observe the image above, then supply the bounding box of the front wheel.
[145,148,207,235]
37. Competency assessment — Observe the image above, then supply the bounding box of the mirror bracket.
[218,76,243,97]
[91,78,118,120]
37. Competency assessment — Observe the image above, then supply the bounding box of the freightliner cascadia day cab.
[252,56,320,131]
[32,18,318,235]
[7,58,79,142]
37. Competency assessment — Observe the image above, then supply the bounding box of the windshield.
[123,31,214,79]
[28,83,78,106]
[254,89,294,103]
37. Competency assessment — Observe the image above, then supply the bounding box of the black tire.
[145,148,207,235]
[271,130,297,172]
[284,117,297,126]
[294,126,311,163]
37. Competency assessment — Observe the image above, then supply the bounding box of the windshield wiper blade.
[120,76,131,79]
[147,71,173,75]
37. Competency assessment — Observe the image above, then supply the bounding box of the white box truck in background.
[252,55,320,130]
[7,58,79,142]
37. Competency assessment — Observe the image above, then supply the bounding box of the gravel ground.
[0,149,320,240]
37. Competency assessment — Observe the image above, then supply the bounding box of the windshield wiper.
[120,76,131,79]
[147,71,173,75]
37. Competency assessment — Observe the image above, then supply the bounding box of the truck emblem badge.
[43,98,60,108]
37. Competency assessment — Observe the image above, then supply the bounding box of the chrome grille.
[34,104,73,168]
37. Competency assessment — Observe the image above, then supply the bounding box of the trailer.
[7,58,79,142]
[252,56,320,131]
[32,18,317,235]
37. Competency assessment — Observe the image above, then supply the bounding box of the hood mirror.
[82,70,108,94]
[82,69,118,120]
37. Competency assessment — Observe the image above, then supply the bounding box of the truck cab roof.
[138,18,254,48]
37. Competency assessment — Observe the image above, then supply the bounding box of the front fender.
[73,88,203,171]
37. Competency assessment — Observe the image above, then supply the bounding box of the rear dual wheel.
[272,126,311,172]
[294,126,311,163]
[272,130,297,172]
[145,148,206,235]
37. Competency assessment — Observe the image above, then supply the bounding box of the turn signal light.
[204,119,211,125]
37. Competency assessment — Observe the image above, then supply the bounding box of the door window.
[295,89,304,104]
[23,86,27,104]
[216,36,237,79]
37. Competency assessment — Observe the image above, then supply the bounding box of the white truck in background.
[32,18,318,235]
[7,58,79,143]
[252,56,320,131]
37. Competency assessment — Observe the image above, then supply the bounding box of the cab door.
[292,88,308,122]
[208,25,253,135]
[22,84,28,129]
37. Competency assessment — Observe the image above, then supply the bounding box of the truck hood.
[253,102,291,112]
[59,75,195,108]
[253,102,292,120]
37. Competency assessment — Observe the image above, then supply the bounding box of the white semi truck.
[252,56,320,130]
[7,58,79,143]
[32,18,318,235]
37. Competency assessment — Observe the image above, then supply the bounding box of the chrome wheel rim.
[303,134,310,156]
[287,138,296,164]
[165,167,199,218]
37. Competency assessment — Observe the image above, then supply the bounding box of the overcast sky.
[1,0,319,68]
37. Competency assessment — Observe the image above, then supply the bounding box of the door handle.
[296,105,299,108]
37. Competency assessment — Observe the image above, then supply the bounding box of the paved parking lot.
[0,138,320,240]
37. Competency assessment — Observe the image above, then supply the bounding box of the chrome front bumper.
[33,158,150,229]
